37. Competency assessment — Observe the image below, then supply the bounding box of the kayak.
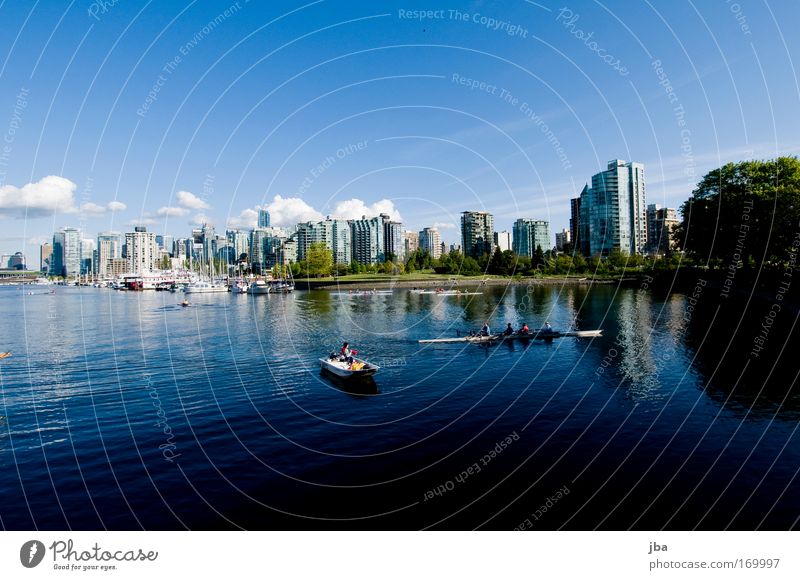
[319,356,380,377]
[0,352,11,359]
[418,330,603,343]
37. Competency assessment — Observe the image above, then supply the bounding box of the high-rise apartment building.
[461,211,494,258]
[40,243,52,273]
[494,231,512,252]
[258,209,271,228]
[646,204,679,254]
[380,214,404,262]
[512,219,551,257]
[570,196,582,253]
[226,229,250,262]
[555,228,571,251]
[579,160,646,256]
[51,227,81,278]
[330,219,352,265]
[351,216,385,264]
[419,227,442,259]
[96,232,122,278]
[403,231,419,256]
[125,227,158,273]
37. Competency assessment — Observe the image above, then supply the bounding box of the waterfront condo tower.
[579,160,646,256]
[512,219,551,257]
[380,213,405,263]
[51,227,82,279]
[461,211,494,258]
[350,216,385,265]
[125,227,159,274]
[418,227,442,259]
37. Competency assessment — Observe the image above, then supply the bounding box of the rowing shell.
[418,330,603,343]
[412,291,482,296]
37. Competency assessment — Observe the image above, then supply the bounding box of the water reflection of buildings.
[614,290,660,398]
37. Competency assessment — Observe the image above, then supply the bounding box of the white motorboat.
[319,355,379,378]
[230,281,249,294]
[247,280,271,294]
[184,281,228,294]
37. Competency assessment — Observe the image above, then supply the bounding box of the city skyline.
[1,2,798,260]
[12,157,683,273]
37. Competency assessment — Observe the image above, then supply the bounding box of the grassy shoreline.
[294,273,616,290]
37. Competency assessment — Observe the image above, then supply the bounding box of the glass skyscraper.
[512,219,550,257]
[579,160,646,256]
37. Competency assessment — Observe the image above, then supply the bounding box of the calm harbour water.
[0,282,797,530]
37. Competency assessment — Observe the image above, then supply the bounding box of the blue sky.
[0,0,798,266]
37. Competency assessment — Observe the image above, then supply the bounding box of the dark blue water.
[0,282,797,530]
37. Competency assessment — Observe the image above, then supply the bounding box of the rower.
[518,323,530,334]
[503,323,514,336]
[543,321,554,334]
[480,322,491,336]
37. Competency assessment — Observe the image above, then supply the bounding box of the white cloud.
[227,208,259,229]
[433,222,456,229]
[157,206,189,217]
[329,198,402,221]
[107,201,126,211]
[128,218,157,226]
[80,202,106,215]
[190,213,212,226]
[266,195,323,226]
[0,175,78,218]
[176,190,210,210]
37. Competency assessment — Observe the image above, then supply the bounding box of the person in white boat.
[340,342,356,363]
[480,322,491,336]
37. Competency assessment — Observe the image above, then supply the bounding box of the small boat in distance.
[0,352,11,359]
[319,355,380,378]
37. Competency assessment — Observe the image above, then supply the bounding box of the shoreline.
[296,276,619,291]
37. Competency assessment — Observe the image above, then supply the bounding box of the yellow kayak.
[0,352,11,359]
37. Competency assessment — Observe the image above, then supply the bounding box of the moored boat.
[247,280,271,294]
[230,280,249,294]
[184,281,228,294]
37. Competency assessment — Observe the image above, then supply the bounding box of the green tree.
[305,242,333,277]
[532,245,545,269]
[677,157,800,268]
[460,256,481,276]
